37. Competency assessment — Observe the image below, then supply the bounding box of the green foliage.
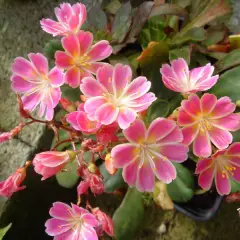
[61,85,81,102]
[44,40,63,59]
[0,223,12,240]
[209,66,240,102]
[56,161,79,189]
[169,45,191,64]
[167,163,195,202]
[99,164,127,192]
[231,179,240,193]
[113,188,145,240]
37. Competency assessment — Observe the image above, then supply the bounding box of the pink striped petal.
[215,169,231,195]
[123,119,146,144]
[48,67,64,87]
[11,57,37,79]
[65,67,81,88]
[77,31,93,55]
[96,103,119,125]
[62,34,80,57]
[122,160,139,186]
[159,144,188,162]
[181,94,201,117]
[195,76,219,92]
[198,166,215,190]
[193,131,211,157]
[40,19,66,36]
[81,225,98,240]
[210,97,236,119]
[96,65,114,93]
[171,58,189,86]
[72,3,87,27]
[112,64,132,97]
[154,157,176,183]
[200,93,217,115]
[55,51,74,68]
[147,118,176,143]
[80,77,107,97]
[178,109,197,126]
[231,165,240,182]
[11,75,34,93]
[55,3,73,23]
[54,230,75,240]
[82,214,98,227]
[111,143,138,168]
[195,158,214,174]
[159,126,183,144]
[45,218,71,236]
[117,107,137,129]
[226,142,240,156]
[28,53,48,75]
[190,64,214,85]
[76,111,100,133]
[87,40,112,62]
[182,124,199,145]
[136,162,155,192]
[208,126,232,149]
[50,202,73,220]
[210,114,240,131]
[124,77,151,100]
[66,112,80,130]
[84,96,107,119]
[22,93,41,111]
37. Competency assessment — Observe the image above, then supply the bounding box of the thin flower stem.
[51,138,73,150]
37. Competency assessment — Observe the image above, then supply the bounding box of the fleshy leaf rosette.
[45,202,99,240]
[40,3,87,37]
[196,143,240,195]
[111,119,189,192]
[11,53,64,120]
[80,64,157,129]
[160,58,219,94]
[178,94,240,157]
[55,32,112,88]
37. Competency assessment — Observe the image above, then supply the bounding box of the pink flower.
[33,151,77,180]
[160,58,219,94]
[80,64,157,129]
[11,53,64,120]
[96,122,119,145]
[0,167,26,197]
[55,32,112,88]
[45,202,99,240]
[92,208,114,237]
[196,143,240,195]
[111,119,189,192]
[178,94,240,158]
[66,110,101,134]
[40,3,86,36]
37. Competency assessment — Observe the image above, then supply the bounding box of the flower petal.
[117,107,137,129]
[178,109,197,126]
[159,126,183,144]
[55,51,74,68]
[50,202,73,220]
[226,142,240,156]
[123,119,146,144]
[87,40,112,62]
[66,112,80,130]
[111,143,138,168]
[215,169,231,195]
[193,131,212,157]
[181,94,201,117]
[200,93,217,116]
[11,75,34,93]
[195,158,214,174]
[81,225,98,240]
[45,218,71,236]
[28,53,48,75]
[96,65,114,93]
[210,114,240,131]
[55,3,73,23]
[208,126,232,149]
[122,160,139,186]
[198,166,215,190]
[40,19,66,36]
[48,67,64,87]
[96,103,119,125]
[77,31,93,55]
[65,67,81,88]
[62,34,80,57]
[182,124,199,145]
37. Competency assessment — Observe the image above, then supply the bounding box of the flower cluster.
[1,2,240,240]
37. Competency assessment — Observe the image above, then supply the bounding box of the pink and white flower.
[160,58,219,94]
[11,53,64,120]
[178,94,240,158]
[33,151,77,180]
[111,119,189,192]
[80,64,156,129]
[40,3,86,37]
[0,167,26,197]
[196,143,240,195]
[45,202,99,240]
[55,32,112,88]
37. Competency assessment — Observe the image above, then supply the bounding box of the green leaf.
[51,129,71,151]
[147,99,170,123]
[202,27,225,46]
[56,161,79,189]
[172,0,191,8]
[209,66,240,102]
[44,40,63,59]
[0,223,11,239]
[113,188,144,240]
[167,163,195,202]
[169,45,191,64]
[112,2,132,43]
[99,164,127,192]
[61,85,81,102]
[85,6,107,30]
[231,179,240,193]
[214,49,240,73]
[104,0,121,14]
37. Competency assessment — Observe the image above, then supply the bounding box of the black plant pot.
[174,190,224,221]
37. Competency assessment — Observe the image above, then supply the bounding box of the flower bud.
[60,98,76,112]
[105,153,117,175]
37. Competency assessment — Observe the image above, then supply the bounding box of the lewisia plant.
[1,1,240,240]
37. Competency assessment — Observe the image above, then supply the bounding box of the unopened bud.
[105,153,117,175]
[66,150,78,162]
[60,98,76,112]
[80,95,87,102]
[88,163,98,174]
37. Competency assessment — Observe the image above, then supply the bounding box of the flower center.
[198,118,212,132]
[217,156,237,179]
[74,55,91,68]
